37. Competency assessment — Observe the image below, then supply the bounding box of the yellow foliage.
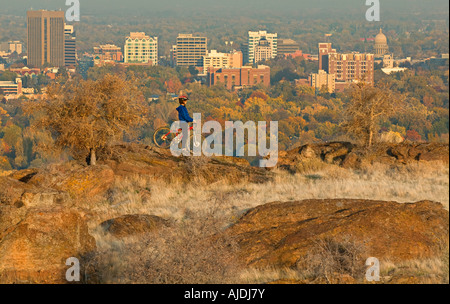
[0,106,9,125]
[302,104,328,115]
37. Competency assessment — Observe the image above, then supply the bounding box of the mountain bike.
[153,123,204,152]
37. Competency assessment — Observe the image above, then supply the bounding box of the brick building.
[207,65,270,90]
[318,43,374,84]
[94,44,123,66]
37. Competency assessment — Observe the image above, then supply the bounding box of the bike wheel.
[153,127,175,149]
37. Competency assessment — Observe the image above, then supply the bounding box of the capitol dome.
[374,28,388,57]
[375,28,387,44]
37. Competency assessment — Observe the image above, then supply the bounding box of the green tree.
[0,71,17,81]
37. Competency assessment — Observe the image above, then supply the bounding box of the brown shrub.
[299,237,367,284]
[85,211,242,284]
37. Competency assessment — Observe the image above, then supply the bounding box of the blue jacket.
[176,105,194,123]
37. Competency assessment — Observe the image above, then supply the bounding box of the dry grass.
[85,210,242,284]
[379,243,449,284]
[81,160,449,228]
[77,160,448,284]
[238,240,449,284]
[299,237,367,284]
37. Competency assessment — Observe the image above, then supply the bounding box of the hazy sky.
[1,0,449,19]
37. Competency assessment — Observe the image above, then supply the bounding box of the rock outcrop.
[277,142,449,172]
[0,207,96,283]
[100,143,272,184]
[226,199,449,268]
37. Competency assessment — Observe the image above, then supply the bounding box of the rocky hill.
[0,142,448,283]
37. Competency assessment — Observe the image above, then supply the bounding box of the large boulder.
[0,208,96,284]
[226,199,449,268]
[26,164,115,198]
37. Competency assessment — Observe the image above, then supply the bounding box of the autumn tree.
[0,106,8,125]
[27,74,146,165]
[342,82,403,148]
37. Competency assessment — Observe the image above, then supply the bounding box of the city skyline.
[7,7,443,94]
[0,5,448,97]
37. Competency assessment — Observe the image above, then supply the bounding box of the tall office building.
[124,32,158,65]
[64,24,77,67]
[175,34,207,67]
[27,10,65,68]
[245,31,277,64]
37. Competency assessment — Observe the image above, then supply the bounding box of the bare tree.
[342,82,403,148]
[26,74,146,165]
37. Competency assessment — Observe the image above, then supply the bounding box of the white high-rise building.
[246,31,277,64]
[202,50,242,74]
[124,32,158,65]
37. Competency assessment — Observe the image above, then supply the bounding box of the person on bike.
[176,95,194,152]
[176,95,194,123]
